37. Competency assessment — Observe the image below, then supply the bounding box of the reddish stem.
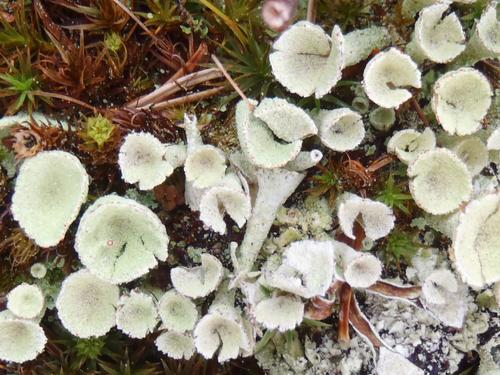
[338,283,352,344]
[410,96,429,127]
[367,280,422,300]
[349,295,385,348]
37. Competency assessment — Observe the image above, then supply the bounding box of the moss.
[74,337,106,360]
[384,229,420,266]
[104,32,123,53]
[83,115,115,149]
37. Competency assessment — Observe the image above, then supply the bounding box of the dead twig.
[307,0,316,23]
[110,0,170,51]
[32,90,98,112]
[152,86,227,110]
[166,42,208,84]
[410,96,429,127]
[128,69,224,108]
[211,54,255,111]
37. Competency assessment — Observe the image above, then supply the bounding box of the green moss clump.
[84,115,115,149]
[104,32,123,53]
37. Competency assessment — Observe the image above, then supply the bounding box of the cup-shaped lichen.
[119,132,184,190]
[7,283,44,319]
[269,21,344,98]
[431,68,492,136]
[407,2,465,63]
[408,148,472,215]
[387,128,436,164]
[236,99,316,169]
[453,192,500,288]
[158,291,198,332]
[56,269,120,338]
[155,331,195,360]
[75,195,169,284]
[170,253,223,298]
[0,319,47,363]
[115,290,159,338]
[255,296,304,332]
[315,108,365,152]
[363,48,421,109]
[12,150,89,247]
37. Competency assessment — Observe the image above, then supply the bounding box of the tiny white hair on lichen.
[266,240,335,298]
[387,128,436,164]
[363,48,421,109]
[315,108,365,152]
[115,290,158,339]
[158,290,198,333]
[453,192,500,288]
[155,331,195,360]
[170,253,223,298]
[75,195,169,284]
[431,68,492,136]
[7,283,44,319]
[269,21,344,98]
[56,269,119,338]
[255,295,304,332]
[11,150,89,248]
[0,319,47,364]
[408,148,472,215]
[338,194,395,240]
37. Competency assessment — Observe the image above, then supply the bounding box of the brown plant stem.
[153,86,227,110]
[110,0,169,51]
[211,54,255,111]
[410,96,429,127]
[127,69,223,108]
[167,42,208,84]
[338,283,352,344]
[337,221,366,251]
[32,91,98,112]
[305,296,335,320]
[33,0,76,61]
[366,154,395,173]
[306,0,316,23]
[349,295,385,348]
[367,280,422,300]
[327,280,344,296]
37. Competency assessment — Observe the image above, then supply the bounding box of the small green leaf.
[255,329,276,353]
[302,318,332,328]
